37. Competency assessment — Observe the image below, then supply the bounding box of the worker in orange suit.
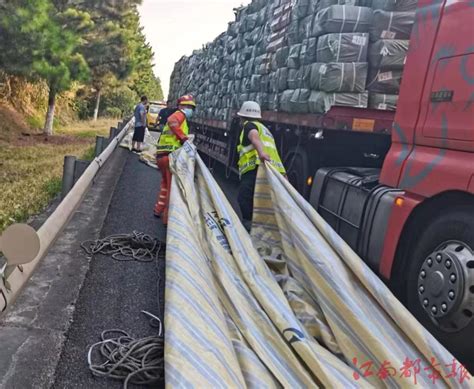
[154,95,196,225]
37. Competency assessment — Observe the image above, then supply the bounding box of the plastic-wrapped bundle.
[250,75,262,92]
[317,33,369,62]
[299,16,313,41]
[372,0,418,12]
[261,75,271,93]
[275,46,290,68]
[300,37,318,65]
[271,3,293,32]
[268,93,279,111]
[267,36,287,53]
[288,44,302,69]
[294,0,310,19]
[312,6,374,37]
[275,68,289,92]
[317,0,362,13]
[287,17,300,46]
[243,58,256,77]
[309,90,369,113]
[288,68,301,89]
[367,68,403,93]
[297,65,313,89]
[280,90,295,112]
[290,88,311,113]
[368,39,409,69]
[310,62,368,92]
[369,92,398,110]
[370,11,415,41]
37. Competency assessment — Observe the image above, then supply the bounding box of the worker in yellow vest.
[154,95,196,225]
[237,101,286,231]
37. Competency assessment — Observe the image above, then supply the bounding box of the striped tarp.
[164,143,471,388]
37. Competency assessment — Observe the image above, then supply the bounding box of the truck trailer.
[170,0,474,368]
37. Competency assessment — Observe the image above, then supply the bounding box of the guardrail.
[0,117,134,314]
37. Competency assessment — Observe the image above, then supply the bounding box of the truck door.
[397,1,474,196]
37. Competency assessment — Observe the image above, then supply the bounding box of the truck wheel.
[284,150,309,199]
[404,206,474,370]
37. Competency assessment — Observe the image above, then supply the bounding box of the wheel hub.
[417,242,474,332]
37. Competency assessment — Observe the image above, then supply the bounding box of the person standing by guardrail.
[236,101,286,231]
[154,95,196,225]
[132,95,148,152]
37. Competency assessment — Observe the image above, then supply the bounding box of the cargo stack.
[367,0,417,110]
[168,0,419,119]
[307,2,374,113]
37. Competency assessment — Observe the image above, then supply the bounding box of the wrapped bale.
[300,37,318,65]
[297,65,313,89]
[250,74,262,92]
[268,93,279,111]
[372,0,418,12]
[312,5,374,37]
[317,0,362,12]
[317,33,369,62]
[294,0,310,19]
[299,15,313,40]
[309,90,369,113]
[276,68,289,92]
[287,18,300,46]
[288,68,301,89]
[290,88,311,113]
[370,10,415,41]
[275,46,290,68]
[310,62,368,92]
[369,93,398,110]
[288,44,302,68]
[367,68,403,93]
[280,89,295,112]
[368,39,409,70]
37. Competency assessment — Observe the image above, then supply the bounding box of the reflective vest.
[156,111,189,153]
[237,121,286,176]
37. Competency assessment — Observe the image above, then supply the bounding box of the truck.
[173,0,473,368]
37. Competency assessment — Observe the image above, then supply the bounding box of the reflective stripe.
[157,111,189,152]
[238,121,286,175]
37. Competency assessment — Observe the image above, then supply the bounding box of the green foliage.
[44,177,62,198]
[0,0,163,126]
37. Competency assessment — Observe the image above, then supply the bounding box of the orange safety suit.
[154,110,188,224]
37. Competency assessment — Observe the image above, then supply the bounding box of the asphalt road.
[52,150,240,388]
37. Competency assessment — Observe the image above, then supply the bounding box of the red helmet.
[177,94,196,107]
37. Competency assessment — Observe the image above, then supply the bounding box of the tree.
[79,1,142,120]
[121,8,164,102]
[0,0,91,135]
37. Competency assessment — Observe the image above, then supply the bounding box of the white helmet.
[237,101,262,119]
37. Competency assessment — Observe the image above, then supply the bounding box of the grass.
[0,118,120,232]
[56,118,116,138]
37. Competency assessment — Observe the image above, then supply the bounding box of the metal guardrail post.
[95,136,105,157]
[73,160,90,185]
[61,156,77,199]
[109,127,118,139]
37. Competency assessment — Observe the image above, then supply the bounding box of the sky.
[138,0,251,99]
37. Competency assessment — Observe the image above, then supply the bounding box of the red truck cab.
[313,0,474,368]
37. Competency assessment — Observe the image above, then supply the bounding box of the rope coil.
[83,232,166,388]
[87,312,164,388]
[81,231,165,262]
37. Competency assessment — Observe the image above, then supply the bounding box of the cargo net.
[168,0,418,116]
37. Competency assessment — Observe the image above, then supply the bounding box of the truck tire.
[284,149,310,199]
[403,206,474,371]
